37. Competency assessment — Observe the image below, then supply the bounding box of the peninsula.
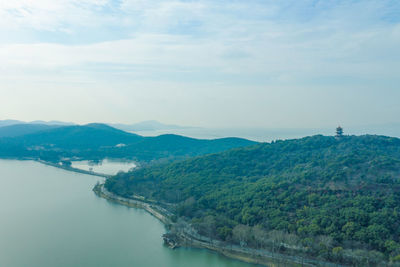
[104,134,400,267]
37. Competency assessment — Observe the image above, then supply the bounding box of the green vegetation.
[0,123,61,138]
[0,123,256,162]
[105,135,400,266]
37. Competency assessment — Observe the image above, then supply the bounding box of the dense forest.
[0,123,256,162]
[105,135,400,266]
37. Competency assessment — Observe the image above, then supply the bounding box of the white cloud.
[0,0,399,127]
[0,0,115,31]
[1,12,399,83]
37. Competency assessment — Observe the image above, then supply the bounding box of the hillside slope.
[105,135,400,266]
[0,124,62,138]
[14,123,143,149]
[0,123,257,162]
[100,134,258,161]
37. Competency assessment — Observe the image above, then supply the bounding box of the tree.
[332,246,343,261]
[252,225,268,249]
[233,224,251,247]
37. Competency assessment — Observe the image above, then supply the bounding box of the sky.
[0,0,399,128]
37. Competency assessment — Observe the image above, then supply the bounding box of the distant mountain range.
[0,120,190,132]
[3,119,400,142]
[0,120,75,127]
[0,123,257,162]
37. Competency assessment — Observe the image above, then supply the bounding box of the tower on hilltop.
[336,126,343,138]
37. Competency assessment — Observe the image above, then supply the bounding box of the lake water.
[131,127,330,142]
[0,160,260,267]
[70,159,136,175]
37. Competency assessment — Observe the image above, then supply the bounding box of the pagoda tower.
[336,126,343,138]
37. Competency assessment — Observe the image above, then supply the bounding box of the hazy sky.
[0,0,399,128]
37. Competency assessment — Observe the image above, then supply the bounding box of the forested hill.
[0,123,257,162]
[8,123,143,149]
[105,135,400,265]
[0,123,61,138]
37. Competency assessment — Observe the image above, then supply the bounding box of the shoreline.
[33,160,343,267]
[36,159,112,178]
[94,183,344,267]
[93,184,272,266]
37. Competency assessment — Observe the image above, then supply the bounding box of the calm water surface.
[71,159,136,175]
[0,160,260,267]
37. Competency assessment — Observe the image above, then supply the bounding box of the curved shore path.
[96,184,344,267]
